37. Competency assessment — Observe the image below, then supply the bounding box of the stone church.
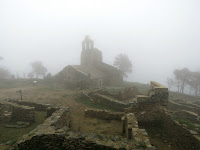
[56,36,123,88]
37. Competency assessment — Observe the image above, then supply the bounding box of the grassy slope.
[0,111,46,143]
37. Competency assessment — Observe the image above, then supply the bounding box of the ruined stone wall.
[17,132,138,150]
[11,105,35,123]
[122,113,155,150]
[0,101,35,123]
[85,108,124,121]
[161,111,200,150]
[87,92,129,111]
[17,106,71,148]
[6,99,49,111]
[16,106,142,150]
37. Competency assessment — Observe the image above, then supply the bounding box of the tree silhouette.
[113,53,132,77]
[31,61,47,78]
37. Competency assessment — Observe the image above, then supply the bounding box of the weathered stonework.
[6,99,49,111]
[15,106,146,150]
[85,108,124,121]
[122,113,154,150]
[85,108,155,150]
[0,101,35,123]
[83,81,200,149]
[85,92,131,111]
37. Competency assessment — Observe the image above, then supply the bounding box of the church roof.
[71,65,106,79]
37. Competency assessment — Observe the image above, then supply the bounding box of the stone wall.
[85,109,155,150]
[129,102,200,150]
[122,113,155,150]
[87,92,130,111]
[17,106,71,147]
[83,81,168,113]
[17,132,139,150]
[11,105,35,123]
[16,106,143,150]
[0,101,35,123]
[6,99,48,111]
[161,111,200,150]
[85,108,124,121]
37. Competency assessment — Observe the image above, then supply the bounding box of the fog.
[0,0,200,85]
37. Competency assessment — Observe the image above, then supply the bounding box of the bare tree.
[31,61,47,78]
[187,71,200,96]
[113,53,132,77]
[166,77,173,91]
[173,68,190,94]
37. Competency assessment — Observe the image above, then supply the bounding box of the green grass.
[75,94,119,112]
[123,81,149,94]
[174,118,200,131]
[0,111,46,143]
[0,79,45,89]
[169,91,200,102]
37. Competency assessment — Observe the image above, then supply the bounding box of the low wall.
[16,107,143,150]
[122,113,155,149]
[17,132,139,150]
[87,92,130,111]
[0,101,35,123]
[83,81,168,113]
[85,108,124,120]
[168,100,200,115]
[6,99,48,111]
[11,105,35,123]
[161,112,200,150]
[131,104,200,150]
[17,106,71,147]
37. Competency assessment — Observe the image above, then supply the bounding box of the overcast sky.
[0,0,200,85]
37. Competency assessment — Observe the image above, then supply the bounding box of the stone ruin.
[85,108,153,149]
[1,81,200,150]
[0,100,35,127]
[82,81,200,150]
[3,101,155,150]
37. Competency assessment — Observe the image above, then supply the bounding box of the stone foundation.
[85,108,124,120]
[161,111,200,150]
[6,99,49,111]
[0,101,35,123]
[122,113,154,149]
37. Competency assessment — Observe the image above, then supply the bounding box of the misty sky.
[0,0,200,85]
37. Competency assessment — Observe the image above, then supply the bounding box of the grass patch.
[174,118,200,131]
[75,94,119,112]
[0,111,46,143]
[123,82,149,94]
